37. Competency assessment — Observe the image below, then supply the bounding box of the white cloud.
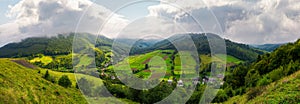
[147,0,300,44]
[1,0,300,46]
[0,0,129,46]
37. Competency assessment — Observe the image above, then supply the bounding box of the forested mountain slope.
[134,33,264,61]
[217,39,300,103]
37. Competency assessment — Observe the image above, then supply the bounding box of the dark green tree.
[43,70,50,80]
[145,64,149,69]
[58,75,72,88]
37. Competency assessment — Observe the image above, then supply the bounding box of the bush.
[257,76,272,86]
[246,87,264,100]
[212,89,229,103]
[269,66,284,81]
[58,75,72,88]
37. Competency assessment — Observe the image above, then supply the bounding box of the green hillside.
[0,33,124,58]
[251,43,285,52]
[0,59,87,104]
[225,70,300,104]
[216,39,300,103]
[136,33,264,61]
[1,32,295,103]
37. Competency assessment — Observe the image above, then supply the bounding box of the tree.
[43,70,50,80]
[145,64,149,69]
[212,89,229,103]
[244,69,260,87]
[58,75,72,88]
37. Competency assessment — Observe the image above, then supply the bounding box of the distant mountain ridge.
[251,43,286,52]
[0,33,263,62]
[0,33,118,57]
[131,33,264,61]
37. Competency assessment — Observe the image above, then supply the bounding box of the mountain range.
[0,33,265,62]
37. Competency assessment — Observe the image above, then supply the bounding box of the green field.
[112,50,175,79]
[215,54,243,64]
[30,55,53,65]
[39,69,103,87]
[200,54,243,64]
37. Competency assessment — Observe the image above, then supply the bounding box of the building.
[177,80,184,87]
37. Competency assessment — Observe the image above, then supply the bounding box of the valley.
[0,33,299,103]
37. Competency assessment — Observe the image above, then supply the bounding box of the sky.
[0,0,300,47]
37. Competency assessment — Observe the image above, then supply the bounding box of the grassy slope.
[0,59,87,104]
[225,70,300,104]
[200,54,243,64]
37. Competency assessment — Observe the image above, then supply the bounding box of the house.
[217,74,224,79]
[167,79,173,84]
[111,76,115,80]
[220,81,224,85]
[177,80,184,87]
[208,78,216,83]
[192,77,199,85]
[202,76,209,83]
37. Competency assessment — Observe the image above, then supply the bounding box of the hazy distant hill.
[251,43,285,52]
[0,33,125,58]
[132,33,264,61]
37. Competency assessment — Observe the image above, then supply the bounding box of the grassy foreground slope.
[225,70,300,104]
[0,59,87,104]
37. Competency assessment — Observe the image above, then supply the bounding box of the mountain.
[217,39,300,103]
[116,38,160,55]
[251,43,285,52]
[0,59,87,103]
[132,33,264,61]
[0,33,127,58]
[115,38,159,48]
[0,33,263,62]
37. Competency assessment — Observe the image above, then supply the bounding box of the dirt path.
[11,60,37,69]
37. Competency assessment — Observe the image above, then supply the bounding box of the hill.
[251,43,285,52]
[225,70,300,104]
[0,33,262,62]
[216,39,300,103]
[0,59,87,103]
[0,33,126,58]
[134,33,264,61]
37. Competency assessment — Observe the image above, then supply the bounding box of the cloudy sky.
[0,0,300,46]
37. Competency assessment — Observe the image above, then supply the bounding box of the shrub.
[247,87,264,100]
[257,76,272,86]
[58,75,72,88]
[269,66,284,81]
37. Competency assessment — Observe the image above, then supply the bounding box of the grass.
[0,59,87,104]
[224,70,300,104]
[200,54,243,64]
[215,54,243,64]
[39,69,103,87]
[29,55,53,65]
[1,58,139,103]
[113,50,175,79]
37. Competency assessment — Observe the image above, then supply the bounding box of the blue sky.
[0,0,20,24]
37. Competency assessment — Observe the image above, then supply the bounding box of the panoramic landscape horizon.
[1,0,300,104]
